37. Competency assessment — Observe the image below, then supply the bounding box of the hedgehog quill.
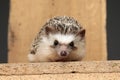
[28,16,86,62]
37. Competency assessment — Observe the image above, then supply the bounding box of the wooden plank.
[8,0,107,62]
[0,61,120,75]
[0,61,120,80]
[0,73,120,80]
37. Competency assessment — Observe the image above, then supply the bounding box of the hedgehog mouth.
[55,59,66,62]
[55,58,68,62]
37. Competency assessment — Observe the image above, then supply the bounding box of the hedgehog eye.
[54,40,59,46]
[69,41,74,47]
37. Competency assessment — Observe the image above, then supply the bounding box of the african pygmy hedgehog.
[28,16,86,62]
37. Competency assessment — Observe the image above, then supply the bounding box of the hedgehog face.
[49,33,77,58]
[44,17,86,58]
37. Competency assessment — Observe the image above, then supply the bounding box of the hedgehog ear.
[45,26,55,35]
[77,29,86,38]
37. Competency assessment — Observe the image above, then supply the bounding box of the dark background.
[0,0,9,63]
[0,0,120,63]
[107,0,120,60]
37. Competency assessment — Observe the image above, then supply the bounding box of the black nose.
[60,51,67,56]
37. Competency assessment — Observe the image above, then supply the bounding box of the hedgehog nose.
[60,51,67,56]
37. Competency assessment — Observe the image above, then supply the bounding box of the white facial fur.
[49,33,75,44]
[48,33,76,57]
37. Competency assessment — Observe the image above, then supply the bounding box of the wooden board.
[0,61,120,80]
[1,73,120,80]
[8,0,107,62]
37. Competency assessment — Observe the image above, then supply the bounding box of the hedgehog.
[28,16,86,62]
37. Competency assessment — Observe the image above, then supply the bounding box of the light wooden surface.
[0,73,120,80]
[0,61,120,75]
[8,0,107,63]
[0,61,120,80]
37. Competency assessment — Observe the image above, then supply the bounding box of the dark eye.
[69,41,74,47]
[54,40,59,46]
